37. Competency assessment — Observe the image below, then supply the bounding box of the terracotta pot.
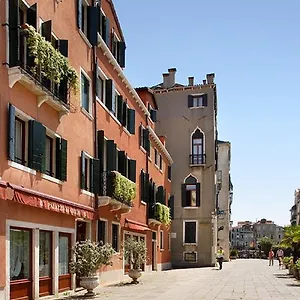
[80,276,99,296]
[128,269,142,284]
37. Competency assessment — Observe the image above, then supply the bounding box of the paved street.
[65,259,300,300]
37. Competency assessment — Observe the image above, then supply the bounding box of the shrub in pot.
[293,259,300,279]
[70,240,114,296]
[230,249,238,259]
[123,237,147,284]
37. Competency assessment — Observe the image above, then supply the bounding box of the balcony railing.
[99,171,135,208]
[189,154,206,165]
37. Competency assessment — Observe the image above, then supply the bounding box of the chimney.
[162,73,170,88]
[188,77,194,86]
[168,68,176,87]
[206,73,215,84]
[159,135,167,146]
[202,79,207,85]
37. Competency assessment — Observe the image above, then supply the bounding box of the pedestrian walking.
[216,247,225,270]
[276,248,284,269]
[268,248,274,266]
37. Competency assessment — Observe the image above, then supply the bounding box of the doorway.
[58,233,71,292]
[152,231,157,271]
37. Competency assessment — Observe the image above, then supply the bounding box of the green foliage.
[294,258,300,270]
[154,203,171,225]
[281,225,300,249]
[22,25,79,94]
[112,171,136,205]
[258,237,274,255]
[283,256,293,267]
[123,237,147,270]
[230,249,238,257]
[70,240,114,277]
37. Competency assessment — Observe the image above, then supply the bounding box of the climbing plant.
[112,171,136,205]
[154,203,171,225]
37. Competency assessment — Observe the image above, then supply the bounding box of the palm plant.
[281,225,300,263]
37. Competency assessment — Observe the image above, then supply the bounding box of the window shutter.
[106,140,116,171]
[127,109,135,134]
[122,102,128,127]
[196,183,201,206]
[143,128,150,153]
[97,130,105,172]
[41,20,52,42]
[89,159,94,192]
[188,95,193,108]
[77,0,82,29]
[118,41,126,68]
[28,120,46,172]
[98,220,105,244]
[202,94,208,107]
[128,159,136,183]
[27,4,37,29]
[118,151,126,176]
[157,186,164,204]
[101,14,106,40]
[9,0,19,67]
[139,125,143,147]
[98,7,102,34]
[168,166,172,181]
[105,17,110,46]
[163,188,166,205]
[144,173,149,203]
[92,158,101,194]
[8,104,15,161]
[140,170,144,202]
[56,138,67,181]
[80,151,85,189]
[117,95,123,122]
[181,184,186,207]
[57,40,68,57]
[105,79,113,111]
[87,6,98,46]
[150,109,157,122]
[169,195,174,219]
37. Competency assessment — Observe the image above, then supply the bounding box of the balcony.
[98,171,136,213]
[148,202,171,226]
[189,154,206,166]
[8,25,78,119]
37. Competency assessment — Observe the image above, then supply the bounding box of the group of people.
[268,248,284,268]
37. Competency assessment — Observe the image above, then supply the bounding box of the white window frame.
[96,66,107,104]
[190,93,205,109]
[80,69,93,117]
[160,230,164,251]
[112,31,120,60]
[111,222,120,253]
[183,220,198,245]
[112,88,119,116]
[81,151,93,196]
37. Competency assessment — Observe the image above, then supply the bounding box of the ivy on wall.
[154,203,171,225]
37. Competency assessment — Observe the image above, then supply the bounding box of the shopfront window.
[39,231,52,278]
[59,234,69,275]
[10,228,31,281]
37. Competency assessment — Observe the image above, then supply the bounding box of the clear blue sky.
[114,0,300,226]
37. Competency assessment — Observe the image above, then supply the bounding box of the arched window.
[182,175,200,207]
[191,129,204,165]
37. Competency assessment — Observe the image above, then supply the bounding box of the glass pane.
[112,225,119,251]
[191,191,197,207]
[185,222,196,243]
[59,235,69,275]
[39,231,51,277]
[45,137,51,175]
[97,77,103,100]
[10,229,30,280]
[81,74,89,111]
[14,119,23,163]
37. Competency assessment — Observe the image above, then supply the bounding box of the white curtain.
[59,236,69,275]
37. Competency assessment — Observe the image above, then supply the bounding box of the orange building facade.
[0,0,173,299]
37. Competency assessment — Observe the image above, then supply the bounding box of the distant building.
[290,189,300,225]
[253,219,284,244]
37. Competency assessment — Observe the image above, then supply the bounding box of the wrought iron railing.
[189,154,206,165]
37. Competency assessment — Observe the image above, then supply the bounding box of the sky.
[113,0,300,226]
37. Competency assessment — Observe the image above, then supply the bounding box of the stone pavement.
[63,259,300,300]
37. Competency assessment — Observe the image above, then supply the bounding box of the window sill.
[168,179,171,183]
[183,243,197,246]
[96,96,131,137]
[184,207,199,209]
[140,146,147,154]
[79,30,92,48]
[141,201,147,206]
[159,169,163,174]
[160,249,164,252]
[81,189,95,197]
[148,156,152,162]
[42,174,63,185]
[81,107,93,120]
[189,106,205,109]
[8,161,36,175]
[155,164,160,170]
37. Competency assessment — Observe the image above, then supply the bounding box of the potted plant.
[123,237,147,284]
[70,240,114,296]
[293,259,300,279]
[283,256,293,270]
[229,249,238,260]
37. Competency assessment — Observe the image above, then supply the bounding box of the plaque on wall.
[184,252,197,262]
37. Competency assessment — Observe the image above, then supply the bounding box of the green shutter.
[196,183,201,206]
[41,20,52,42]
[56,138,68,181]
[122,102,128,127]
[90,159,94,192]
[127,109,135,134]
[202,94,208,106]
[9,0,19,67]
[118,150,126,176]
[144,173,149,203]
[77,0,82,29]
[97,130,105,172]
[168,166,172,181]
[169,195,174,219]
[157,186,164,204]
[181,184,186,207]
[105,17,110,46]
[80,151,85,189]
[150,109,157,122]
[28,120,46,172]
[140,170,144,202]
[87,6,98,46]
[27,4,37,29]
[105,79,113,111]
[188,95,193,108]
[117,95,123,122]
[58,40,68,57]
[128,159,136,182]
[91,158,101,193]
[8,104,15,161]
[118,41,126,68]
[143,128,150,152]
[106,140,116,171]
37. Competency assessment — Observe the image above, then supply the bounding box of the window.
[167,166,172,181]
[112,33,119,61]
[80,0,88,36]
[182,175,200,207]
[159,154,163,170]
[154,149,158,165]
[45,136,53,176]
[139,126,150,152]
[188,94,208,108]
[160,231,164,250]
[112,223,119,252]
[59,234,70,275]
[39,231,52,278]
[112,89,118,115]
[14,117,26,165]
[81,71,91,113]
[184,221,197,244]
[191,129,204,165]
[96,74,104,102]
[98,220,107,244]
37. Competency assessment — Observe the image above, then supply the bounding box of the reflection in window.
[59,235,69,275]
[10,229,30,280]
[39,231,51,277]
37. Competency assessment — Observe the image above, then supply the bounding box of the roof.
[135,87,158,110]
[151,82,185,90]
[107,0,125,43]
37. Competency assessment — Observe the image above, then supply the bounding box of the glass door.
[58,233,71,292]
[39,231,52,296]
[10,228,32,300]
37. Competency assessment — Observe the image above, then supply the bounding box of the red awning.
[125,219,150,231]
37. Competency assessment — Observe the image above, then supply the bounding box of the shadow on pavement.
[286,283,300,287]
[274,273,294,279]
